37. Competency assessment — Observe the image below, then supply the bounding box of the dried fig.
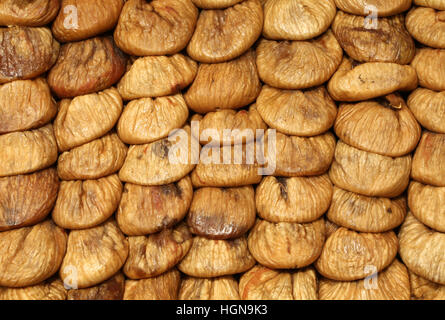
[255,175,333,223]
[48,36,127,98]
[406,7,445,49]
[0,78,56,134]
[0,0,59,26]
[247,218,325,269]
[52,0,124,42]
[334,0,411,17]
[411,48,445,91]
[117,94,189,145]
[0,220,67,287]
[123,269,181,300]
[0,168,59,231]
[256,85,337,136]
[407,88,445,134]
[54,88,123,152]
[52,175,123,230]
[0,124,58,177]
[329,141,411,197]
[256,31,343,90]
[123,224,193,279]
[184,50,261,113]
[0,278,66,300]
[67,272,125,300]
[117,55,197,100]
[409,270,445,300]
[187,186,256,239]
[179,276,240,300]
[187,0,263,63]
[178,236,255,277]
[415,0,445,10]
[114,0,198,56]
[191,0,243,8]
[60,220,129,289]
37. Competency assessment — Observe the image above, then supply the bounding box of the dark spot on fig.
[276,177,288,200]
[152,140,171,159]
[161,183,182,198]
[386,207,392,214]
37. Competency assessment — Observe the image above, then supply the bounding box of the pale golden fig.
[0,124,58,177]
[52,175,123,230]
[114,0,198,56]
[0,0,59,26]
[67,272,125,300]
[411,48,445,91]
[0,220,67,287]
[187,0,263,63]
[192,0,243,8]
[0,78,56,134]
[123,269,181,300]
[123,224,193,279]
[255,175,333,223]
[292,268,318,300]
[415,0,445,10]
[179,276,240,300]
[0,278,66,300]
[409,270,445,300]
[406,7,445,49]
[54,88,123,152]
[0,168,59,231]
[407,88,445,134]
[256,31,343,90]
[60,220,129,289]
[334,0,411,17]
[256,85,337,136]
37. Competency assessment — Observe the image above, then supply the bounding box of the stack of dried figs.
[0,0,443,300]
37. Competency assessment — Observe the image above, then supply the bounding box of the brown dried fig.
[187,186,256,239]
[411,48,445,91]
[0,0,59,26]
[329,141,411,197]
[179,276,240,300]
[192,0,243,8]
[0,278,66,300]
[0,27,59,84]
[60,220,129,289]
[256,31,343,90]
[52,0,124,42]
[117,55,197,100]
[67,272,125,300]
[184,50,261,113]
[123,224,193,279]
[114,0,198,56]
[334,0,411,17]
[407,88,445,134]
[0,168,59,231]
[123,269,181,300]
[410,270,445,300]
[117,94,189,145]
[52,175,122,230]
[0,220,67,287]
[256,85,337,136]
[255,175,333,223]
[187,0,263,63]
[0,78,56,134]
[54,88,123,152]
[0,124,58,177]
[406,7,445,49]
[48,36,127,98]
[415,0,445,10]
[178,236,255,277]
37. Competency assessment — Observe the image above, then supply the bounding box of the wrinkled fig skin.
[411,132,445,187]
[319,259,411,300]
[0,220,67,288]
[415,0,445,10]
[184,50,261,113]
[327,57,418,102]
[263,0,336,41]
[0,124,58,177]
[117,176,192,236]
[60,220,129,289]
[114,0,198,56]
[57,133,128,181]
[315,228,398,281]
[409,181,445,233]
[52,0,124,42]
[48,36,127,98]
[332,11,415,64]
[247,218,326,269]
[123,224,193,279]
[192,0,243,9]
[124,269,181,300]
[67,272,125,300]
[178,236,255,277]
[399,213,445,285]
[411,48,445,91]
[117,55,197,100]
[187,186,256,239]
[256,31,343,90]
[0,0,59,27]
[52,175,123,230]
[334,0,412,17]
[409,270,445,300]
[0,26,59,84]
[54,88,123,152]
[0,278,66,300]
[117,94,189,145]
[327,187,407,233]
[408,88,445,134]
[334,96,421,157]
[0,168,59,232]
[329,141,411,198]
[255,175,333,223]
[406,7,445,49]
[179,276,240,300]
[256,86,337,137]
[0,78,56,134]
[187,0,263,63]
